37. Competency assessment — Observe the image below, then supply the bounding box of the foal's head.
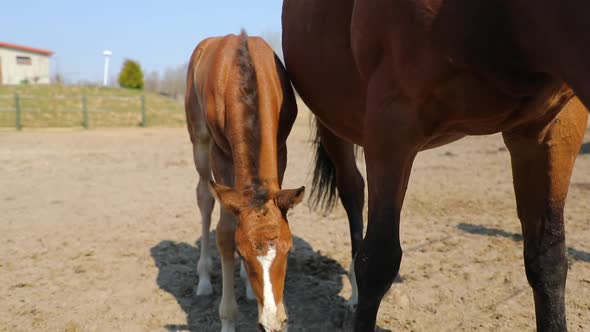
[210,181,304,332]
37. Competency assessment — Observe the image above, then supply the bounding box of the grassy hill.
[0,85,185,128]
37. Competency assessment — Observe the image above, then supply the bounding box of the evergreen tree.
[118,59,144,89]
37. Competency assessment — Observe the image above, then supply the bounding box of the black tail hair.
[309,116,338,211]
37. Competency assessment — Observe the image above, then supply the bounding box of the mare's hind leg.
[503,99,587,332]
[318,122,365,307]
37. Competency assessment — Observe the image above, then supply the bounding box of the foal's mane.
[235,29,269,208]
[236,29,259,115]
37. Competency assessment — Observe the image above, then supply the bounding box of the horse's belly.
[424,73,572,136]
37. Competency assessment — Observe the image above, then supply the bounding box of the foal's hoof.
[195,278,213,296]
[220,319,236,332]
[334,305,355,331]
[346,296,358,311]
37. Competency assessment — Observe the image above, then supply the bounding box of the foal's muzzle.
[258,319,287,332]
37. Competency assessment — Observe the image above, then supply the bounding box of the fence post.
[140,95,146,127]
[14,93,21,130]
[82,95,88,128]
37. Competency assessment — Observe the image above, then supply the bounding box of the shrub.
[118,59,144,89]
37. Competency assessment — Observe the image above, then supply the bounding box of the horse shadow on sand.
[151,232,392,332]
[457,223,590,264]
[579,142,590,155]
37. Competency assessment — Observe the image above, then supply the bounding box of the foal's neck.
[227,108,280,193]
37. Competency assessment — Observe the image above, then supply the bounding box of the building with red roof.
[0,42,53,85]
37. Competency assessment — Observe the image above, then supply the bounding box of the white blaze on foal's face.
[257,245,281,330]
[242,234,290,331]
[234,211,291,331]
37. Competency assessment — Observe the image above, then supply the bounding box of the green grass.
[0,85,185,128]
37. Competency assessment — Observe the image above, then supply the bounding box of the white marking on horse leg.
[257,246,283,330]
[241,260,256,300]
[221,319,236,332]
[196,232,212,295]
[196,271,212,296]
[347,259,358,308]
[219,254,238,332]
[220,319,236,332]
[195,175,214,296]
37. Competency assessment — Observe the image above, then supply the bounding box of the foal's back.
[185,33,297,158]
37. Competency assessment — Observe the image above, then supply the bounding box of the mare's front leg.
[211,147,239,332]
[354,67,424,331]
[503,98,587,332]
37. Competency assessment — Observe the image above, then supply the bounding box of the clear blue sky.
[2,0,283,83]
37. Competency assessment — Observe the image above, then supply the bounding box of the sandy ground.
[1,108,590,332]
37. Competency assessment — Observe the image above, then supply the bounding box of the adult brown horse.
[185,30,304,332]
[283,1,589,331]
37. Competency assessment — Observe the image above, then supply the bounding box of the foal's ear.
[275,186,305,212]
[209,181,241,214]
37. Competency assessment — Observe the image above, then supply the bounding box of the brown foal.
[185,30,303,332]
[283,0,589,331]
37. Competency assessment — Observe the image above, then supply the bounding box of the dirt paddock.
[1,109,590,331]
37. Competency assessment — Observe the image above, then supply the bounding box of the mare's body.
[283,1,589,330]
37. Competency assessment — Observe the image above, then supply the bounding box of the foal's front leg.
[240,260,256,300]
[217,208,239,332]
[503,99,587,331]
[193,141,215,296]
[211,147,239,332]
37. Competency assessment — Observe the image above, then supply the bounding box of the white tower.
[102,50,112,86]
